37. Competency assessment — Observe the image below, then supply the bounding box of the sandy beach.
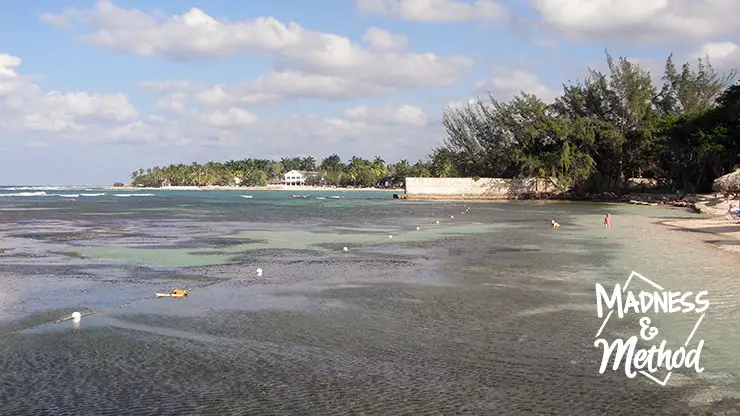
[105,185,402,192]
[660,194,740,255]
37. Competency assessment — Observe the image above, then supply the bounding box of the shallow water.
[0,188,739,415]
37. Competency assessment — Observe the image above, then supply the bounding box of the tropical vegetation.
[440,52,738,193]
[128,52,738,193]
[129,156,432,188]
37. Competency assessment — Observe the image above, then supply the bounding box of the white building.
[283,170,306,186]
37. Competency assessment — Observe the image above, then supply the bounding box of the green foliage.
[130,155,434,188]
[441,51,738,193]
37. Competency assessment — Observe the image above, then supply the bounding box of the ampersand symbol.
[639,317,659,341]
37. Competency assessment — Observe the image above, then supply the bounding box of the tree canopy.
[441,52,738,192]
[129,155,435,188]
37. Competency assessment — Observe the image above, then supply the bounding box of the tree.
[657,54,736,116]
[430,148,460,177]
[436,51,736,193]
[320,154,343,172]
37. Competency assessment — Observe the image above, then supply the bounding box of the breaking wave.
[0,192,48,197]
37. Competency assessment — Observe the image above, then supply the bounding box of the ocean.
[0,187,739,415]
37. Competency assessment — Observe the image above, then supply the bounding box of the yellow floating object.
[156,289,188,298]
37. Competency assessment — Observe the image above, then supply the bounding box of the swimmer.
[551,219,560,228]
[604,213,611,231]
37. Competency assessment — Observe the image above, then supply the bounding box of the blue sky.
[0,0,737,185]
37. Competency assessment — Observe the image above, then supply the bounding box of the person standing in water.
[604,213,611,231]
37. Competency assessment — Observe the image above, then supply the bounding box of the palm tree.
[302,156,317,171]
[372,156,389,177]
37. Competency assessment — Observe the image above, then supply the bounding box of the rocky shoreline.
[523,191,711,211]
[405,191,715,213]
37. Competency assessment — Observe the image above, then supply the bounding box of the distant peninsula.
[120,155,424,189]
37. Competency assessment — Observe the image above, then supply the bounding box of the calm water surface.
[0,187,739,415]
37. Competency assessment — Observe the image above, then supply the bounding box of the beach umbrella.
[712,169,740,195]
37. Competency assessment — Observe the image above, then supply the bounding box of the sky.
[0,0,738,185]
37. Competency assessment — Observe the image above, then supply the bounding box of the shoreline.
[403,191,699,209]
[658,195,740,255]
[406,190,740,257]
[105,185,402,192]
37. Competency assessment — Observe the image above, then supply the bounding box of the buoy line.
[0,203,472,336]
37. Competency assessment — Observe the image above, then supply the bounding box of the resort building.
[283,170,306,186]
[282,170,320,186]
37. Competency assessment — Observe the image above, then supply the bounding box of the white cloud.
[694,41,740,70]
[199,107,259,127]
[156,93,188,114]
[0,54,21,77]
[1,52,439,159]
[100,105,441,158]
[344,104,428,126]
[362,27,409,52]
[40,1,471,89]
[0,53,138,136]
[142,71,397,109]
[357,0,509,22]
[696,41,740,59]
[531,0,740,45]
[474,67,560,103]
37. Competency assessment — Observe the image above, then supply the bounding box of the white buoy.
[450,215,454,219]
[389,235,393,239]
[436,220,440,224]
[416,226,420,230]
[343,246,349,252]
[256,268,263,277]
[71,312,81,323]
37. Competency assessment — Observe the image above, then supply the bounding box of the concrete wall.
[404,177,556,200]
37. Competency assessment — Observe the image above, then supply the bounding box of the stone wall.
[404,177,556,200]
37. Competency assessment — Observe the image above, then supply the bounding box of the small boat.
[291,195,311,199]
[156,289,188,298]
[328,196,343,199]
[315,197,326,200]
[240,195,253,199]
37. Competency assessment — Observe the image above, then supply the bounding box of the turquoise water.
[0,187,739,414]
